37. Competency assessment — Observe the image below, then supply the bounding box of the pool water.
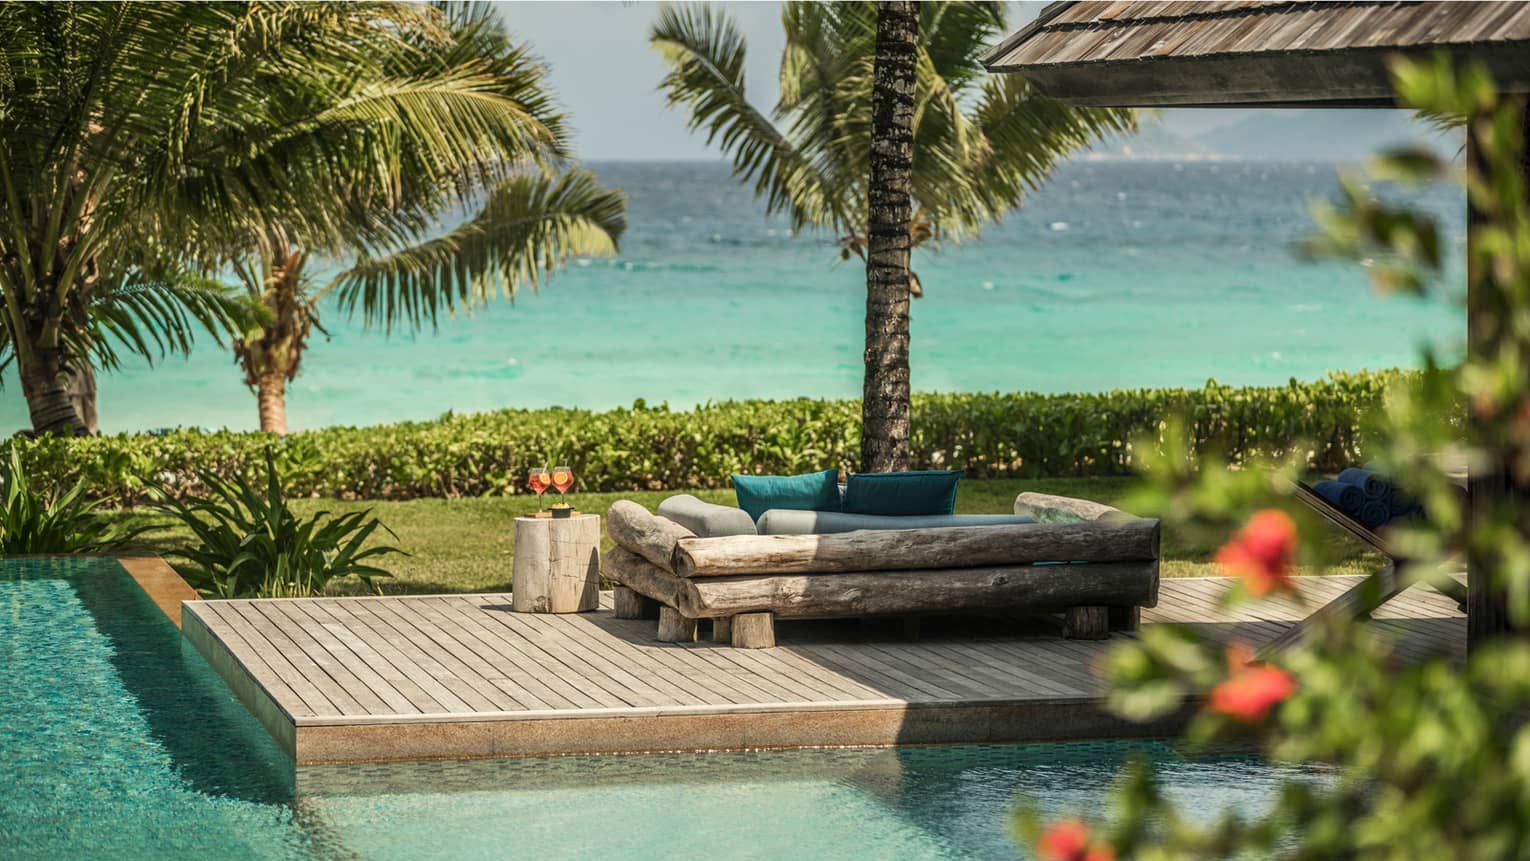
[2,558,1304,860]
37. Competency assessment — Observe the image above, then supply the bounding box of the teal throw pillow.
[731,469,842,523]
[843,470,962,516]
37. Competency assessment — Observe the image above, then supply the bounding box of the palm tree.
[0,3,613,436]
[211,6,626,434]
[863,1,919,472]
[0,3,459,435]
[652,1,1136,469]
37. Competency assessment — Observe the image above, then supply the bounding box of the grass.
[111,477,1387,596]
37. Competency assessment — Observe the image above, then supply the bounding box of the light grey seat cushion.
[657,494,758,538]
[756,509,1036,536]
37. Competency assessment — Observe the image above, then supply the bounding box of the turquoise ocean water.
[0,160,1465,434]
[3,557,1323,860]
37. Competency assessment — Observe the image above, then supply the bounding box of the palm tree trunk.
[17,341,88,436]
[256,370,288,435]
[65,360,99,435]
[235,245,311,435]
[861,0,918,473]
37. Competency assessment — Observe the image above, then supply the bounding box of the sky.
[491,1,1261,162]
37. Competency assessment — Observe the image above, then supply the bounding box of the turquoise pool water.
[2,558,1305,859]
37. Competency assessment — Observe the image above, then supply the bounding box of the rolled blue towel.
[1313,479,1364,515]
[1359,500,1390,529]
[1338,467,1390,500]
[1386,484,1415,518]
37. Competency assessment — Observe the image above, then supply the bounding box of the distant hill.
[1197,109,1459,162]
[1094,109,1461,163]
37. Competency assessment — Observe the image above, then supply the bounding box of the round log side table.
[511,514,601,613]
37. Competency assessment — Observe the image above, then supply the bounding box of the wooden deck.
[182,575,1465,765]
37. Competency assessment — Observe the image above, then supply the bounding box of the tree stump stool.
[511,514,601,613]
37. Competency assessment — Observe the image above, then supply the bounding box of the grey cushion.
[756,509,1037,536]
[657,494,757,538]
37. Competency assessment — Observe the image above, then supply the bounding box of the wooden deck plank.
[384,597,550,711]
[438,597,608,710]
[192,603,319,716]
[280,601,423,715]
[184,576,1466,765]
[223,601,366,716]
[340,599,502,713]
[541,615,748,706]
[362,598,527,711]
[249,602,394,715]
[301,600,457,714]
[467,604,642,709]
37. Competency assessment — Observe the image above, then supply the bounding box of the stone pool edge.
[116,555,199,629]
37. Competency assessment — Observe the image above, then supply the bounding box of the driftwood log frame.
[603,493,1159,648]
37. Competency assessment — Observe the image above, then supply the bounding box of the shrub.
[154,449,401,598]
[7,371,1417,504]
[0,448,142,553]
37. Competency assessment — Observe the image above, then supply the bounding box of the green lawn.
[113,477,1386,596]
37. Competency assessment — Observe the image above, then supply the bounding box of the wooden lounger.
[1262,478,1467,656]
[602,498,1161,648]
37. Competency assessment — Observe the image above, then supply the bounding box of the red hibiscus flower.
[1215,509,1299,597]
[1210,654,1298,723]
[1038,818,1116,861]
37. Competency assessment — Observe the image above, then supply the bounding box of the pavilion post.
[1465,101,1530,648]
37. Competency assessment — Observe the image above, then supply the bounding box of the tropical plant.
[0,2,438,436]
[0,448,139,553]
[211,3,626,434]
[651,1,1136,469]
[1016,57,1530,860]
[155,449,401,598]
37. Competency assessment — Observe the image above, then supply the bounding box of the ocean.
[1,160,1466,434]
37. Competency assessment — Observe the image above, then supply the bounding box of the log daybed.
[602,492,1160,649]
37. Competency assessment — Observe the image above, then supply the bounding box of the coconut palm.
[0,3,617,436]
[214,5,626,434]
[0,3,462,435]
[652,1,1136,469]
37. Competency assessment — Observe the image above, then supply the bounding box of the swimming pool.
[2,557,1300,859]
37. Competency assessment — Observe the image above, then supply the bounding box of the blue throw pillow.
[731,469,842,523]
[843,470,962,516]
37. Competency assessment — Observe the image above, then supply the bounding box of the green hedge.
[8,371,1408,504]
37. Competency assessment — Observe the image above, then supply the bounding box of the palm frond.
[330,168,627,333]
[86,273,265,371]
[652,3,838,231]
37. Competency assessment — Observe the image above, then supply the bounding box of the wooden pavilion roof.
[981,1,1530,107]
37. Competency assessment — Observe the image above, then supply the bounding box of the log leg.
[613,586,659,620]
[711,616,733,644]
[730,612,775,649]
[1108,606,1141,632]
[1064,606,1110,640]
[656,606,697,643]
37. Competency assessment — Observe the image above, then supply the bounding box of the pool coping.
[116,555,200,629]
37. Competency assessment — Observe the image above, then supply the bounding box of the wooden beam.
[656,607,697,643]
[681,560,1159,619]
[730,612,775,649]
[672,518,1159,578]
[613,586,659,620]
[606,501,693,572]
[1063,606,1110,640]
[987,44,1530,108]
[602,547,690,610]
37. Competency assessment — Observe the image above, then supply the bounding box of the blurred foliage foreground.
[1020,58,1530,861]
